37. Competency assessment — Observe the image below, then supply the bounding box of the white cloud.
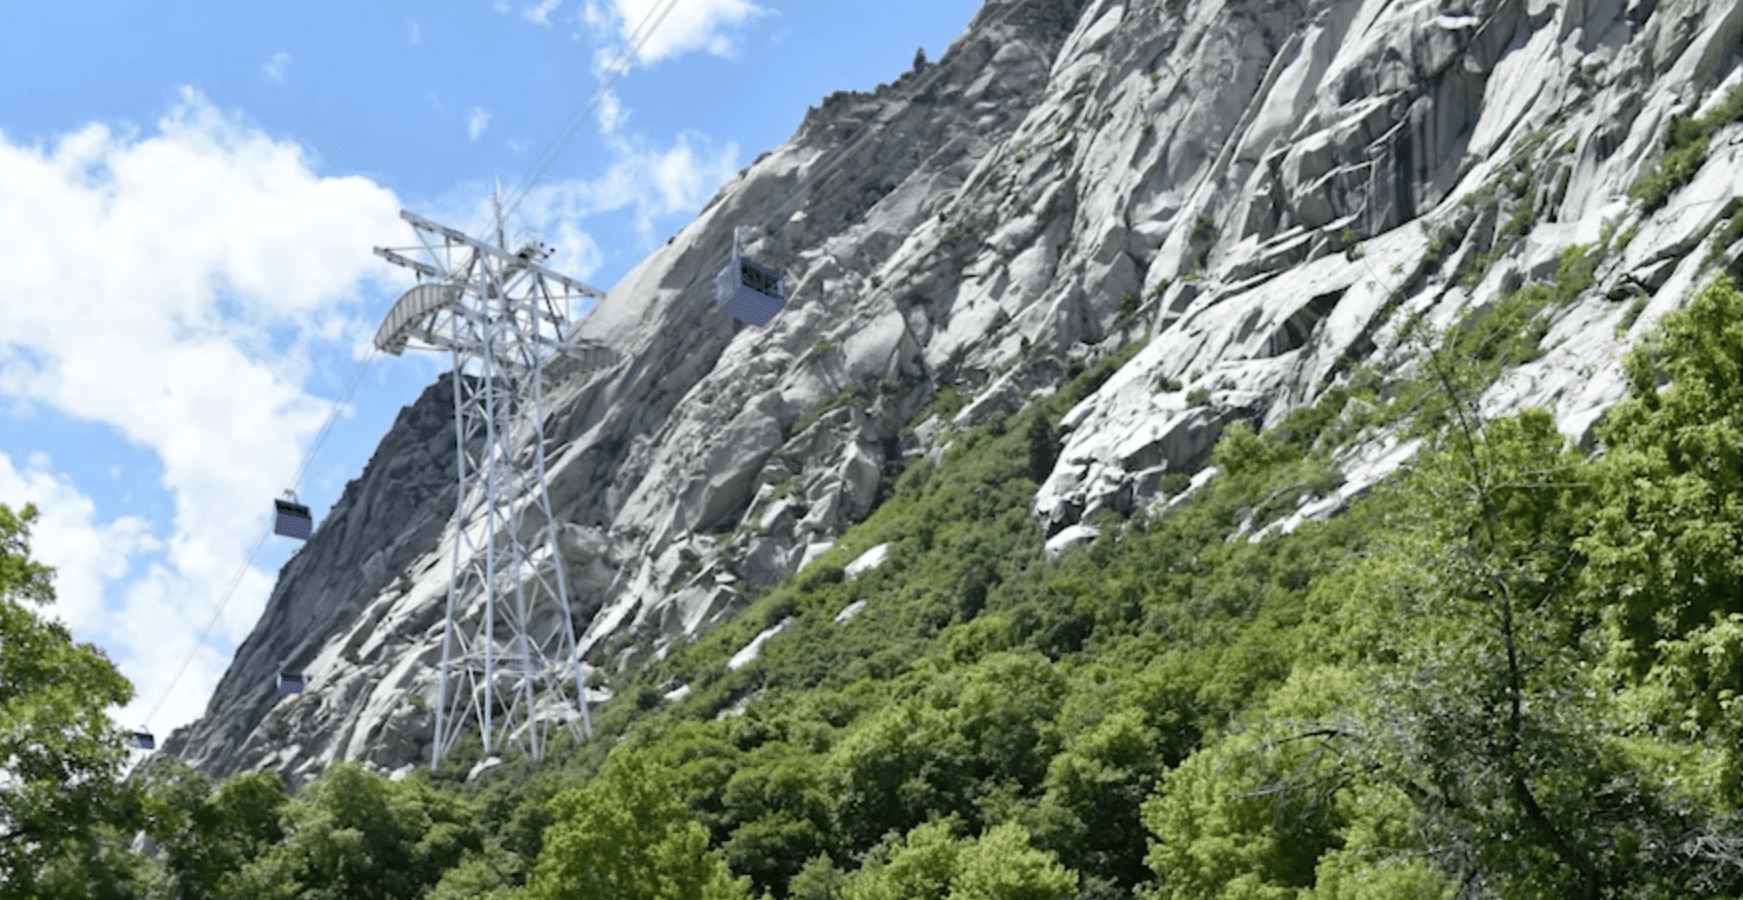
[644,134,738,215]
[583,0,769,68]
[509,129,739,248]
[0,450,255,747]
[496,0,566,27]
[423,130,733,294]
[0,455,165,657]
[573,0,767,142]
[421,183,604,290]
[523,0,562,26]
[0,87,405,740]
[467,106,492,141]
[409,22,421,45]
[597,88,627,135]
[263,51,292,84]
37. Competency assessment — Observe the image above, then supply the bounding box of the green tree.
[951,652,1066,793]
[1321,277,1743,896]
[843,818,961,900]
[424,840,524,900]
[141,758,287,900]
[1296,782,1453,900]
[25,819,160,900]
[1578,275,1743,702]
[827,651,1065,850]
[227,761,480,900]
[829,693,971,850]
[843,819,1075,900]
[1034,708,1164,890]
[789,854,849,900]
[0,501,151,898]
[718,740,837,897]
[949,822,1076,900]
[1143,667,1369,900]
[1573,276,1743,880]
[628,717,745,845]
[1357,409,1637,897]
[526,752,750,900]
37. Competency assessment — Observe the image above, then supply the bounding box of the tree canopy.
[7,272,1741,899]
[0,502,148,898]
[526,752,751,900]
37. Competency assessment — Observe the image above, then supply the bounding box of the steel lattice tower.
[372,204,614,773]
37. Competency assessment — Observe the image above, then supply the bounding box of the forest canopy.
[4,276,1740,899]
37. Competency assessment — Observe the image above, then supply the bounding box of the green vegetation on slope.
[6,276,1740,898]
[1629,84,1743,213]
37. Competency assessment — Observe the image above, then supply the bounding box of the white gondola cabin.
[273,492,312,541]
[132,731,155,750]
[278,671,304,694]
[714,227,786,327]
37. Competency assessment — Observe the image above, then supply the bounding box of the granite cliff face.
[159,373,468,777]
[162,0,1743,786]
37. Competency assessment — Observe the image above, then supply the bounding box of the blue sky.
[0,0,983,749]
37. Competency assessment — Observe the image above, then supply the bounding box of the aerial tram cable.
[495,0,685,228]
[432,0,682,329]
[494,0,1031,328]
[690,0,1035,325]
[735,0,1034,243]
[475,0,789,328]
[129,0,1028,753]
[130,2,692,755]
[445,0,684,248]
[131,342,383,751]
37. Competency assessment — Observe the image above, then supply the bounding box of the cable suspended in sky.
[139,344,380,736]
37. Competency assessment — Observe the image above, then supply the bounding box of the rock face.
[159,374,467,778]
[163,0,1743,787]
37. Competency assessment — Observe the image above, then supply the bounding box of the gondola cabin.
[715,228,786,327]
[132,731,155,750]
[278,671,304,694]
[273,493,313,541]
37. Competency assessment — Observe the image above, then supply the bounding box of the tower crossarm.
[373,246,445,280]
[400,210,607,299]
